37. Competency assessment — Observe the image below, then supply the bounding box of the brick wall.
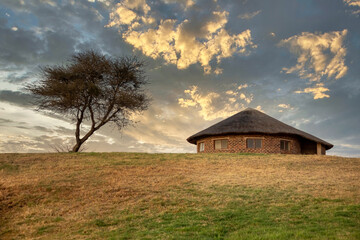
[196,134,301,154]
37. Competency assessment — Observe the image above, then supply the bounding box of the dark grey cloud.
[0,17,44,66]
[0,117,26,125]
[4,71,34,84]
[0,118,13,125]
[0,90,35,107]
[0,2,136,72]
[33,125,51,132]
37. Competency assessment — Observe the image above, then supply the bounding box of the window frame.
[214,138,229,150]
[198,142,205,152]
[246,137,263,149]
[280,140,291,151]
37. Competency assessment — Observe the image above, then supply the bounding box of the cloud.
[278,103,290,109]
[178,84,254,120]
[0,101,153,153]
[40,0,57,7]
[0,118,13,125]
[344,0,360,6]
[255,105,264,112]
[280,29,348,99]
[2,71,34,84]
[295,83,330,100]
[162,0,195,9]
[107,0,255,74]
[121,102,201,153]
[0,101,76,153]
[108,4,137,25]
[0,0,120,67]
[278,103,293,112]
[237,83,248,90]
[280,30,348,82]
[238,10,262,20]
[0,134,46,152]
[106,0,151,26]
[338,143,360,150]
[344,0,360,14]
[239,93,252,104]
[0,90,35,107]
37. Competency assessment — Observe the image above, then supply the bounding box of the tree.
[27,50,150,152]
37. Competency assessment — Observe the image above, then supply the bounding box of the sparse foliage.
[27,50,150,152]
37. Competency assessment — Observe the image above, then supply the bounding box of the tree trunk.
[72,141,83,152]
[71,128,96,152]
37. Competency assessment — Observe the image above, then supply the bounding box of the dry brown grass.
[0,153,359,239]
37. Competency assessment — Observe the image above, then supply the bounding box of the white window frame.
[199,142,205,152]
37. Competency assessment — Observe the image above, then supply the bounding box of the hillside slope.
[1,153,360,239]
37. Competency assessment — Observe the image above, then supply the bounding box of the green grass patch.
[53,217,65,222]
[94,219,120,227]
[36,225,55,235]
[0,162,19,173]
[100,186,360,240]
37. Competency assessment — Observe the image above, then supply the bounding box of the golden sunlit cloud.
[344,0,360,6]
[280,29,348,82]
[278,103,291,109]
[237,83,248,90]
[162,0,195,9]
[295,83,330,100]
[280,29,348,99]
[178,85,254,120]
[344,0,360,14]
[239,93,252,104]
[344,0,360,7]
[106,0,255,74]
[278,103,293,112]
[255,105,264,112]
[121,102,202,152]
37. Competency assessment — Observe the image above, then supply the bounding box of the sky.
[0,0,359,156]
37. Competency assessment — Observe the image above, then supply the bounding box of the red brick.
[196,135,301,154]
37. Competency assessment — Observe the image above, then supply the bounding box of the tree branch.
[26,50,149,152]
[88,98,96,129]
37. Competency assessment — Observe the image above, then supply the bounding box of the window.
[199,142,205,152]
[214,139,228,150]
[246,138,262,149]
[280,140,290,151]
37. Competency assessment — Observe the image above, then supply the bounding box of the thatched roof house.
[187,108,333,155]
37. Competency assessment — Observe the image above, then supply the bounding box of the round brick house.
[187,108,333,155]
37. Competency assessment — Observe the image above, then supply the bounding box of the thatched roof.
[187,108,333,150]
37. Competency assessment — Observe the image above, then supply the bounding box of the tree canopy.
[27,50,150,152]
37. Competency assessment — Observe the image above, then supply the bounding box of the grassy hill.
[1,153,360,239]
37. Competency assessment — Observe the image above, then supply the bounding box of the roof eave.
[187,132,334,149]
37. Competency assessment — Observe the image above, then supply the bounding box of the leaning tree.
[27,50,150,152]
